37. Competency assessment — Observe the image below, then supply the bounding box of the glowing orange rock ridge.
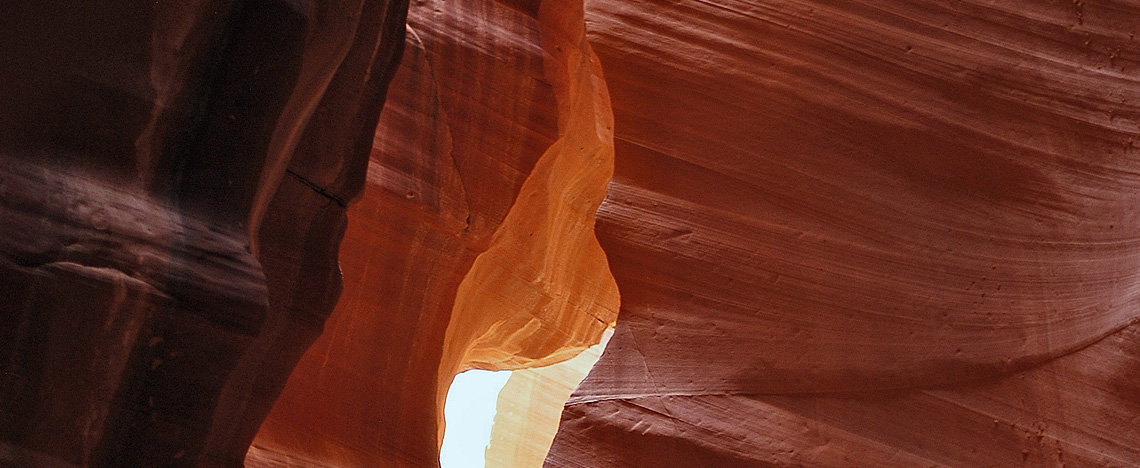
[247,0,617,467]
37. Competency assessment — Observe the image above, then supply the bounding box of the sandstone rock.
[487,329,612,468]
[6,0,1140,467]
[0,1,408,466]
[247,1,617,467]
[546,0,1140,466]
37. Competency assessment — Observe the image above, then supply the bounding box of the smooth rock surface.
[487,328,612,468]
[546,0,1140,466]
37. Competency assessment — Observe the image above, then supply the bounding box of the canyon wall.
[4,0,1140,467]
[0,0,409,466]
[1,0,616,466]
[246,1,617,467]
[546,0,1140,466]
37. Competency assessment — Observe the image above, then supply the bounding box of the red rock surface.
[546,0,1140,466]
[0,1,407,466]
[246,1,617,467]
[5,0,1140,467]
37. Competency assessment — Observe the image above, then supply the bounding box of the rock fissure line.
[284,168,349,208]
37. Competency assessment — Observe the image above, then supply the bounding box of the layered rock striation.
[547,1,1140,466]
[4,0,1140,467]
[1,0,408,466]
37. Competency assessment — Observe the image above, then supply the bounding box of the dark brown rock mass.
[0,0,408,466]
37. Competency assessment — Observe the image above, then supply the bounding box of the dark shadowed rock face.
[0,1,408,466]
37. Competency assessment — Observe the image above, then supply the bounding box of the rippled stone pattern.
[5,0,1140,467]
[546,1,1140,466]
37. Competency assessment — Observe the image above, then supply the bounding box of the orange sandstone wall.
[247,1,617,467]
[487,329,612,468]
[6,1,1140,467]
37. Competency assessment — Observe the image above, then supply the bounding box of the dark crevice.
[285,168,349,208]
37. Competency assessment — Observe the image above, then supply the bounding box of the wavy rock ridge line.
[439,0,620,417]
[487,328,613,468]
[247,1,618,467]
[5,0,1140,467]
[580,0,1140,396]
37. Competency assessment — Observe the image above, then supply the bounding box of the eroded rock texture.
[547,1,1140,467]
[246,1,617,467]
[6,0,1140,467]
[488,329,612,468]
[0,0,408,466]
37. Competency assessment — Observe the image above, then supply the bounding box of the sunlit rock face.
[546,0,1140,467]
[0,0,408,466]
[488,328,612,468]
[0,0,615,466]
[246,0,617,467]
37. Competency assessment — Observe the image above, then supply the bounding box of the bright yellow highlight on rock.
[440,329,613,468]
